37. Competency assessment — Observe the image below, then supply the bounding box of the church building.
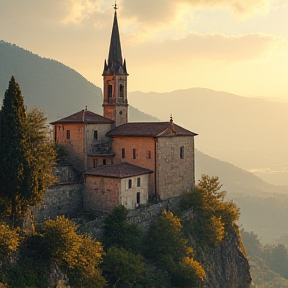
[51,7,197,213]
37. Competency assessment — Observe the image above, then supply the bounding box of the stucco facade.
[111,136,156,194]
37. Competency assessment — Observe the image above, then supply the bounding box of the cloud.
[0,0,72,24]
[121,0,271,23]
[126,32,288,65]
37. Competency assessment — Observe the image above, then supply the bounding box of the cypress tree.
[0,76,56,226]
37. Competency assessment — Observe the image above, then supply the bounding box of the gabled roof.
[106,121,197,137]
[84,162,153,178]
[50,110,114,125]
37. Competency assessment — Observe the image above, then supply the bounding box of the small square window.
[133,149,137,159]
[128,179,132,189]
[93,131,98,140]
[137,177,141,187]
[66,130,70,140]
[180,146,184,159]
[122,148,125,158]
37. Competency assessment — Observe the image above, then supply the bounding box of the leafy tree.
[145,210,187,265]
[0,223,19,260]
[102,247,145,288]
[103,205,142,252]
[54,143,69,163]
[145,210,205,287]
[171,257,206,288]
[0,77,56,226]
[42,216,105,288]
[1,234,49,288]
[181,175,239,247]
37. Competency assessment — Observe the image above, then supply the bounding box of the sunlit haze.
[1,0,288,99]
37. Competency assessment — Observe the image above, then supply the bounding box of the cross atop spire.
[113,0,117,10]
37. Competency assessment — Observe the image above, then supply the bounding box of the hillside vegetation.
[241,230,288,288]
[0,176,247,288]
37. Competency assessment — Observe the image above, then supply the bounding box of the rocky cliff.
[199,226,251,288]
[77,199,252,288]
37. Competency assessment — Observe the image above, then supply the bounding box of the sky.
[1,0,288,99]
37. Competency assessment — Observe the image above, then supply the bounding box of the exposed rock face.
[199,227,252,288]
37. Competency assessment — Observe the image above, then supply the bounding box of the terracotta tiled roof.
[107,121,197,137]
[50,110,114,125]
[84,162,153,178]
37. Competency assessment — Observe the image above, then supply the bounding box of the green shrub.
[102,247,145,288]
[102,206,142,252]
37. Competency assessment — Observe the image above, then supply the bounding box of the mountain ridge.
[0,40,158,123]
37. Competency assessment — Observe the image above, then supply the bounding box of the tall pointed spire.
[102,5,129,127]
[103,8,127,76]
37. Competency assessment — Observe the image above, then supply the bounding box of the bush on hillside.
[102,205,142,252]
[181,175,239,247]
[102,247,145,288]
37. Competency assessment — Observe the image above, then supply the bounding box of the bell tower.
[103,4,128,127]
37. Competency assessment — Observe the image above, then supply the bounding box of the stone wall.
[84,175,120,213]
[156,136,195,200]
[31,182,83,225]
[77,197,181,238]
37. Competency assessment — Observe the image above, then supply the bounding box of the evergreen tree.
[0,76,55,226]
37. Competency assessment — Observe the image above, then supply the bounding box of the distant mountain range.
[1,40,288,243]
[0,41,158,123]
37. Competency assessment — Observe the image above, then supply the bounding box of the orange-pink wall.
[112,136,156,194]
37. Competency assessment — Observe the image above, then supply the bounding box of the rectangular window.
[146,151,151,159]
[122,148,125,158]
[66,130,70,140]
[180,146,184,159]
[137,177,141,187]
[93,130,98,140]
[137,192,140,204]
[119,84,124,97]
[93,159,98,168]
[133,149,137,159]
[128,179,132,189]
[108,85,112,98]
